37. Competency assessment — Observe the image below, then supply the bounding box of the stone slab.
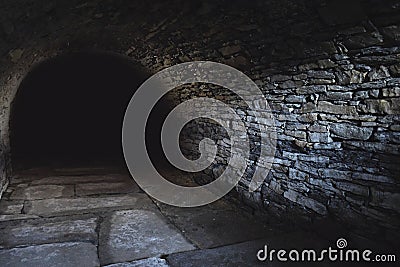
[10,185,74,200]
[167,233,330,267]
[99,209,195,265]
[0,214,40,222]
[76,181,140,196]
[24,194,154,216]
[104,257,169,267]
[31,174,131,185]
[0,200,23,214]
[0,217,98,248]
[155,200,277,249]
[0,242,99,267]
[167,239,267,267]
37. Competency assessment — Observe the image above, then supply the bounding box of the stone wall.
[0,0,399,241]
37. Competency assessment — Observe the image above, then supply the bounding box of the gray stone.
[317,101,357,115]
[10,185,74,200]
[154,200,274,249]
[279,80,303,89]
[367,66,390,81]
[0,214,40,222]
[283,189,327,215]
[76,182,140,196]
[317,59,336,68]
[361,99,399,114]
[335,70,366,85]
[167,232,328,267]
[297,113,318,123]
[24,194,154,216]
[0,200,23,214]
[382,87,400,97]
[352,172,394,184]
[104,258,169,267]
[32,174,130,185]
[0,217,97,248]
[386,78,400,87]
[307,132,332,143]
[296,85,326,94]
[313,142,342,149]
[321,91,352,101]
[167,239,267,267]
[285,95,304,103]
[99,209,195,265]
[330,123,373,140]
[0,242,99,267]
[307,70,335,79]
[333,181,369,196]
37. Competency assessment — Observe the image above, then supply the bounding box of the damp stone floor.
[0,166,338,267]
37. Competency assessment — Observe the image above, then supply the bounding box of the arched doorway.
[10,52,150,170]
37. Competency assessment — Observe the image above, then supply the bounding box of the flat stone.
[167,233,328,267]
[10,185,74,200]
[32,174,131,185]
[104,257,169,267]
[155,200,275,249]
[167,239,267,267]
[0,214,40,222]
[24,194,154,216]
[0,217,97,248]
[0,200,23,214]
[0,242,99,267]
[330,123,373,140]
[99,209,195,265]
[317,101,357,115]
[283,189,327,215]
[76,182,140,196]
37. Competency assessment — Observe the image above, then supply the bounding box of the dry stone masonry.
[0,0,399,244]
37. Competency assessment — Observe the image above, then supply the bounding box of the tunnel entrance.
[10,52,150,170]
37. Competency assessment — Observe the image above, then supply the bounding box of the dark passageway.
[10,52,149,169]
[0,0,399,265]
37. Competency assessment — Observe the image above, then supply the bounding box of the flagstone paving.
[0,166,338,266]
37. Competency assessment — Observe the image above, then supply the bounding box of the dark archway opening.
[10,52,152,170]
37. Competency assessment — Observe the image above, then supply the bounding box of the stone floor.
[0,166,379,266]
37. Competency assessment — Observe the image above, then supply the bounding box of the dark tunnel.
[10,52,152,169]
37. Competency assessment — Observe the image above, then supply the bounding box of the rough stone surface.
[10,185,74,200]
[31,174,130,185]
[155,201,275,249]
[0,0,398,247]
[76,182,140,196]
[24,194,154,216]
[104,258,169,267]
[0,217,97,248]
[0,242,99,267]
[99,209,195,265]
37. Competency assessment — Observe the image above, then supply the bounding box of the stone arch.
[9,50,151,169]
